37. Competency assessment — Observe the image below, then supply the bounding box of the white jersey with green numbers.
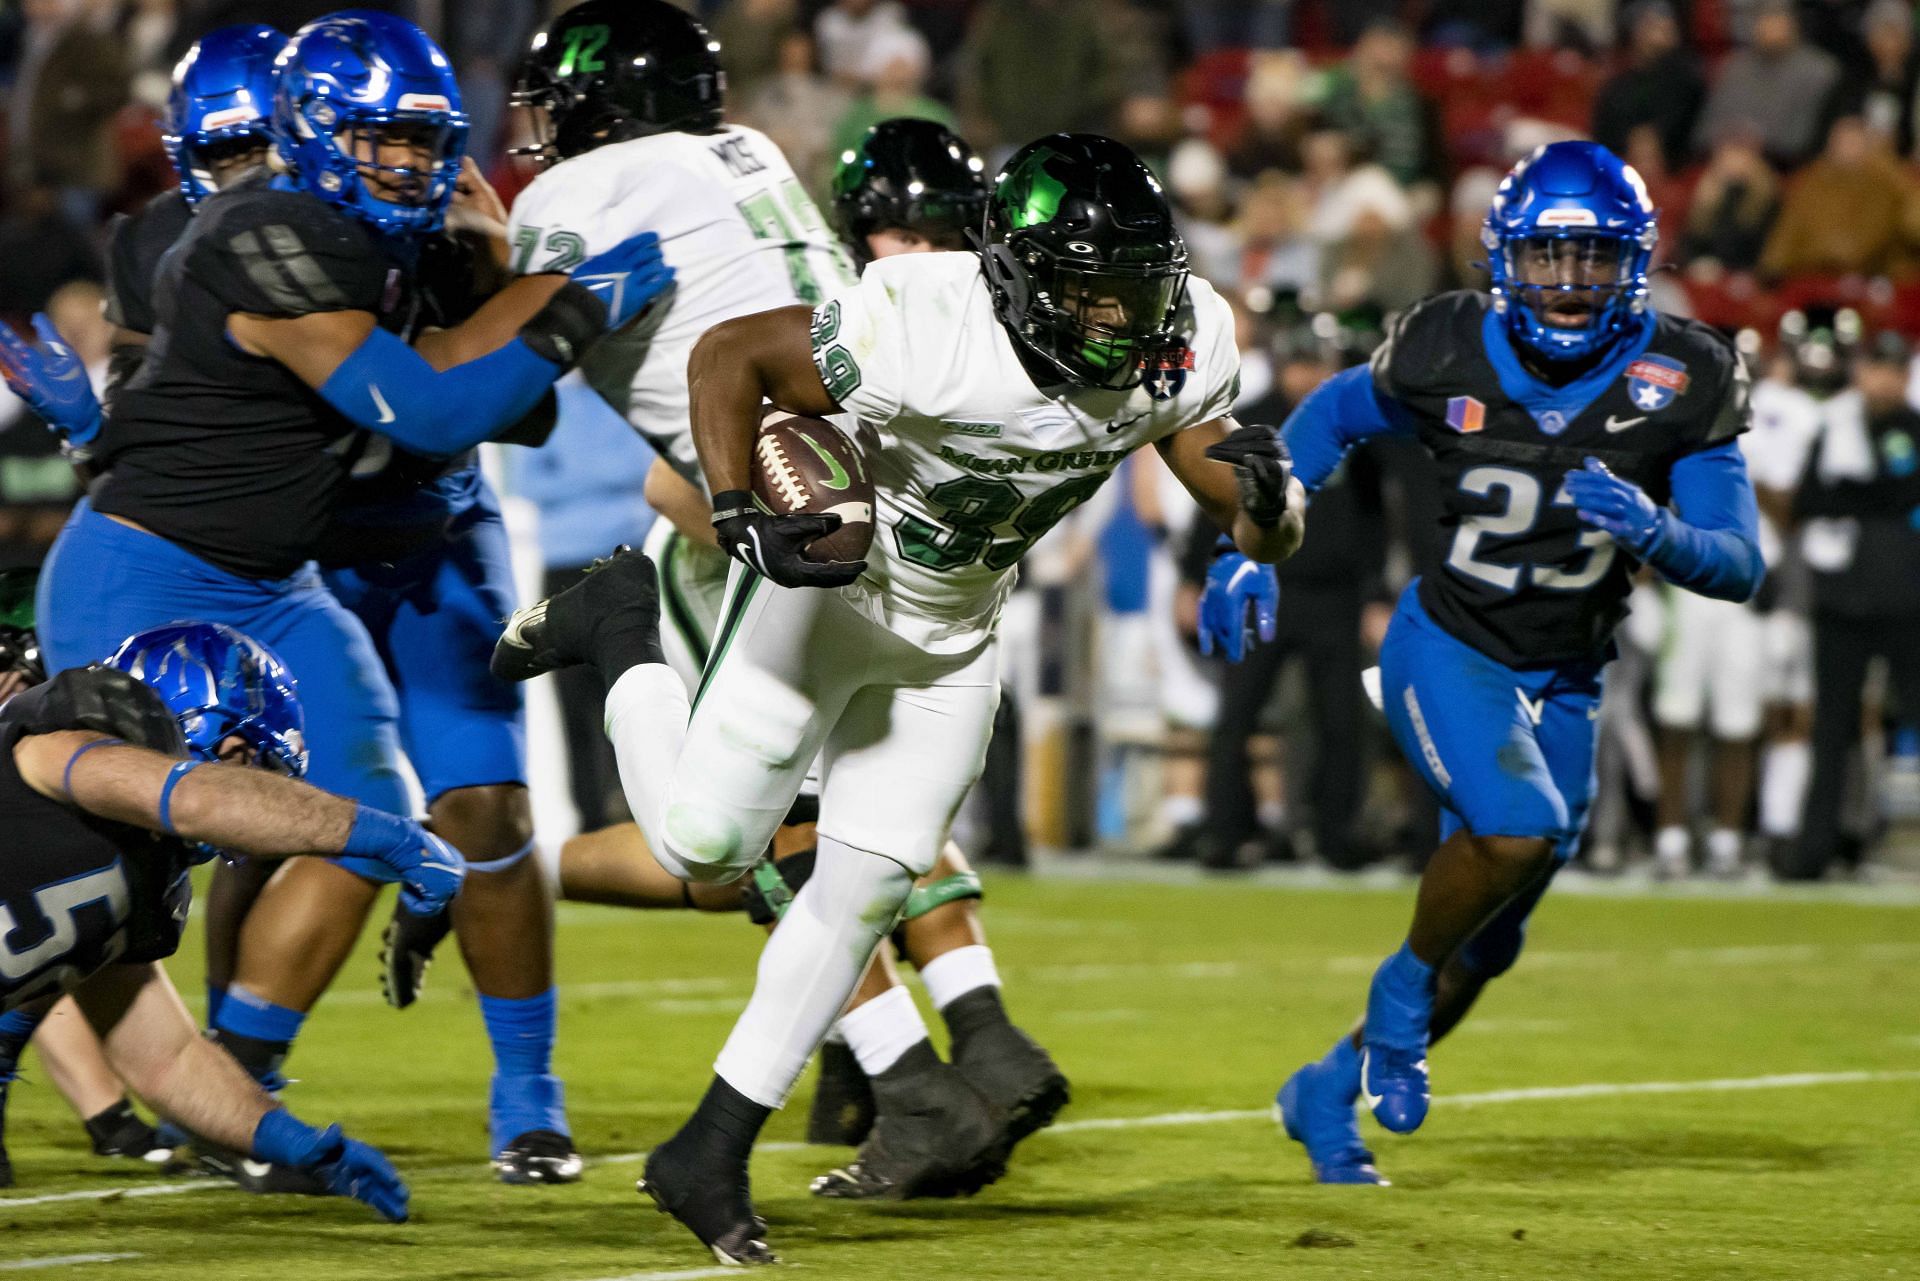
[811,251,1241,652]
[508,124,857,485]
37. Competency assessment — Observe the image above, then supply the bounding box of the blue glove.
[1197,541,1279,662]
[570,231,675,331]
[252,1110,409,1223]
[0,314,103,447]
[343,806,466,916]
[1564,457,1666,556]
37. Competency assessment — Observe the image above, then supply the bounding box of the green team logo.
[556,23,611,77]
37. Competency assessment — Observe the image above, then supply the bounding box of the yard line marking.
[0,1255,142,1272]
[7,1069,1919,1211]
[574,1268,750,1281]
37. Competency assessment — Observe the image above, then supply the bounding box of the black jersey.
[102,189,193,338]
[1372,292,1749,668]
[0,683,195,1012]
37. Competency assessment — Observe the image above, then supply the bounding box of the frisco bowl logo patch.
[1144,348,1194,401]
[1445,395,1485,433]
[1625,355,1690,412]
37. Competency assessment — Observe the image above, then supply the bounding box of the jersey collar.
[1480,306,1656,436]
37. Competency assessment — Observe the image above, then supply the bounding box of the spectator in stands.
[828,22,955,161]
[0,183,100,315]
[1176,0,1293,52]
[711,0,800,104]
[1226,51,1309,181]
[1167,138,1240,287]
[815,0,911,86]
[1681,127,1780,274]
[8,0,130,226]
[1525,0,1615,54]
[1592,0,1704,170]
[120,0,183,110]
[741,30,849,193]
[1315,166,1437,313]
[1693,0,1841,168]
[447,0,537,165]
[1760,113,1920,280]
[1308,20,1443,196]
[1785,331,1920,879]
[958,0,1129,151]
[1229,171,1319,300]
[1423,0,1526,51]
[1823,0,1919,159]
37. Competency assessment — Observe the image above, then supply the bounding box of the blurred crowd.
[1,0,1917,880]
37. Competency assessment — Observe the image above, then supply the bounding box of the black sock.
[942,987,1012,1057]
[210,1029,290,1092]
[592,619,664,685]
[677,1076,772,1170]
[84,1098,149,1153]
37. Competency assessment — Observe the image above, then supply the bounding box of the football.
[751,409,875,564]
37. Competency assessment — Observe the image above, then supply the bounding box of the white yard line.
[0,1256,141,1272]
[572,1268,753,1281]
[6,1068,1916,1215]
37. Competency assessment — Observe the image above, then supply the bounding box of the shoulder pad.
[104,191,192,333]
[1653,314,1750,448]
[14,667,188,757]
[187,187,387,319]
[1371,291,1493,401]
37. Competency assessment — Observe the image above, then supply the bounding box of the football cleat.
[806,1040,876,1147]
[86,1106,174,1167]
[950,1019,1070,1148]
[1275,1061,1388,1186]
[811,1048,1012,1200]
[637,1138,776,1266]
[189,1140,333,1196]
[493,1129,584,1185]
[490,546,658,683]
[378,900,454,1009]
[1359,1047,1430,1135]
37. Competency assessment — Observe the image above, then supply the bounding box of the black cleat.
[493,1129,584,1185]
[189,1140,331,1196]
[378,900,454,1009]
[637,1136,776,1266]
[85,1101,174,1167]
[490,547,659,683]
[806,1040,876,1146]
[948,995,1071,1148]
[810,1044,1011,1200]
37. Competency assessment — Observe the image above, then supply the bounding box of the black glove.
[710,490,866,589]
[1204,424,1293,528]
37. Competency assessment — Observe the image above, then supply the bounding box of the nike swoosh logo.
[1360,1050,1383,1113]
[370,384,396,425]
[797,430,851,491]
[1604,415,1645,433]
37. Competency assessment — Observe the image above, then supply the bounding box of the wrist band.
[710,489,756,526]
[155,759,204,834]
[61,736,125,797]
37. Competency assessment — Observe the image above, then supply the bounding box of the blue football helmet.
[105,623,308,779]
[272,10,469,236]
[163,24,286,205]
[1481,141,1658,362]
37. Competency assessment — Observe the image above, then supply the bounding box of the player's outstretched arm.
[1159,417,1306,563]
[1277,363,1417,493]
[14,731,463,914]
[74,961,410,1221]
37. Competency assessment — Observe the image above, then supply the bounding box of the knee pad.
[661,801,755,884]
[742,847,816,925]
[900,871,983,922]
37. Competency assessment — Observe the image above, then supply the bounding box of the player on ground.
[0,620,462,1217]
[495,132,1304,1263]
[25,10,670,1178]
[1270,141,1764,1184]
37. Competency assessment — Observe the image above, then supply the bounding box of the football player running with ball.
[1272,142,1764,1185]
[495,133,1304,1263]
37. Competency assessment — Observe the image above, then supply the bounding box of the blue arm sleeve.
[1648,439,1766,602]
[1278,364,1417,493]
[316,327,560,458]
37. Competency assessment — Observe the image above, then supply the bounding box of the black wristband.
[710,489,758,525]
[518,280,606,368]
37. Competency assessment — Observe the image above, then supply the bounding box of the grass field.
[2,871,1917,1280]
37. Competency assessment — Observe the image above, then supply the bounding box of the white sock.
[1160,793,1202,828]
[1654,825,1689,862]
[1258,801,1287,830]
[1706,827,1742,867]
[714,837,912,1108]
[919,944,1002,1011]
[1759,740,1811,837]
[604,664,691,877]
[835,985,929,1076]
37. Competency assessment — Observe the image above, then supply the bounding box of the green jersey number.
[896,473,1109,572]
[512,226,588,274]
[736,179,850,305]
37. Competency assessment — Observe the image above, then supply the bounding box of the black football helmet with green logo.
[977,133,1190,392]
[832,118,988,263]
[0,568,45,686]
[512,0,725,167]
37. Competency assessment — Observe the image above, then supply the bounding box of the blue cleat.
[1274,1046,1388,1186]
[1361,943,1436,1134]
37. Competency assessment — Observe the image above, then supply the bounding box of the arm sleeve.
[316,326,563,457]
[1647,439,1766,602]
[809,266,906,420]
[1279,364,1417,494]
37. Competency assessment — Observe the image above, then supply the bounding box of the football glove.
[1564,457,1666,556]
[252,1112,409,1223]
[342,807,466,917]
[1197,540,1279,663]
[1204,423,1292,527]
[0,313,102,449]
[569,230,675,332]
[710,489,866,589]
